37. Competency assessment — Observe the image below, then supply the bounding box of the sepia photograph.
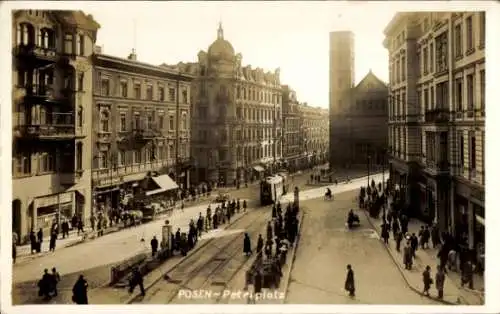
[1,1,498,313]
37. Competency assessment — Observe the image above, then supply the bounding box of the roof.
[53,10,100,31]
[354,70,388,90]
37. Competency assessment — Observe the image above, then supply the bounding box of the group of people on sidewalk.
[359,179,482,301]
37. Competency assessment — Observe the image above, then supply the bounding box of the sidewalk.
[363,210,484,305]
[14,194,216,264]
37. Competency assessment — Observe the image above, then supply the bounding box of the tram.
[260,175,284,206]
[276,172,289,195]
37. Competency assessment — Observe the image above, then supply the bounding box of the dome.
[208,22,235,61]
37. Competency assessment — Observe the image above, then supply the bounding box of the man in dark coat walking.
[345,264,355,297]
[256,234,264,254]
[61,220,70,239]
[243,233,252,256]
[197,213,204,237]
[129,267,145,296]
[151,236,159,257]
[422,265,432,296]
[49,230,57,252]
[37,228,44,252]
[72,275,89,304]
[266,221,273,241]
[30,229,37,254]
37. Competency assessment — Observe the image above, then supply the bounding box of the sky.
[83,2,397,108]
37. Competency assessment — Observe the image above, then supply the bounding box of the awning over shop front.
[253,165,265,172]
[146,175,179,196]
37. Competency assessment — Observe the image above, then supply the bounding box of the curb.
[281,210,305,304]
[124,209,250,304]
[361,209,459,305]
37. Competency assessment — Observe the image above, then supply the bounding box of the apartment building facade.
[189,24,283,185]
[12,10,99,242]
[384,12,485,250]
[92,51,194,210]
[297,103,329,168]
[281,85,302,170]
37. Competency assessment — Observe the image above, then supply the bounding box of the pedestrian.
[435,265,445,299]
[72,275,89,304]
[38,269,52,300]
[51,267,61,296]
[90,214,96,231]
[129,267,145,296]
[61,220,70,239]
[422,265,432,296]
[344,264,355,297]
[151,236,159,257]
[410,233,418,258]
[175,228,181,252]
[431,223,440,248]
[381,223,390,244]
[395,231,403,252]
[197,213,204,237]
[243,200,247,212]
[243,233,252,256]
[266,221,273,241]
[256,234,264,254]
[49,230,57,252]
[461,260,474,289]
[37,228,44,252]
[403,243,413,270]
[418,226,425,249]
[77,218,84,235]
[272,205,277,219]
[29,229,37,254]
[264,238,273,259]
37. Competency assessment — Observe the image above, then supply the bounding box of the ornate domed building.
[189,23,284,186]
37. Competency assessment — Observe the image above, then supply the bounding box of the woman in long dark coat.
[72,275,89,304]
[243,233,252,256]
[344,264,355,297]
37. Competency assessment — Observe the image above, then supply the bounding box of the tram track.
[128,208,271,304]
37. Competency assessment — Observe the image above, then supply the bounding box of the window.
[243,88,246,99]
[479,12,485,47]
[158,87,165,101]
[182,89,188,103]
[101,79,110,96]
[168,144,174,158]
[121,81,128,97]
[401,56,406,81]
[466,74,474,111]
[416,51,421,77]
[39,153,55,173]
[424,89,429,111]
[120,113,127,131]
[147,115,153,129]
[455,78,463,111]
[134,150,142,164]
[458,133,464,170]
[146,85,153,100]
[133,114,140,129]
[480,70,485,111]
[466,16,473,51]
[423,47,428,74]
[75,73,84,91]
[76,34,85,56]
[78,106,83,127]
[118,150,126,166]
[436,33,448,73]
[429,42,434,72]
[402,92,406,116]
[181,113,187,130]
[430,86,434,109]
[14,153,31,175]
[169,115,174,130]
[454,24,462,57]
[64,33,73,54]
[470,134,476,171]
[76,143,83,170]
[134,83,141,99]
[237,86,241,98]
[100,111,109,132]
[436,82,448,109]
[159,115,164,129]
[17,70,26,87]
[168,88,175,102]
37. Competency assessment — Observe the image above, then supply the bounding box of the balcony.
[425,109,450,123]
[14,123,75,140]
[15,44,57,66]
[24,84,58,104]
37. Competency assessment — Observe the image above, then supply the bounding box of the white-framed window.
[169,115,175,130]
[120,113,127,132]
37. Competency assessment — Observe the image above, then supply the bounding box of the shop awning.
[253,165,265,172]
[146,175,179,196]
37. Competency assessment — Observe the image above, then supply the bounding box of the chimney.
[94,45,102,54]
[128,48,137,61]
